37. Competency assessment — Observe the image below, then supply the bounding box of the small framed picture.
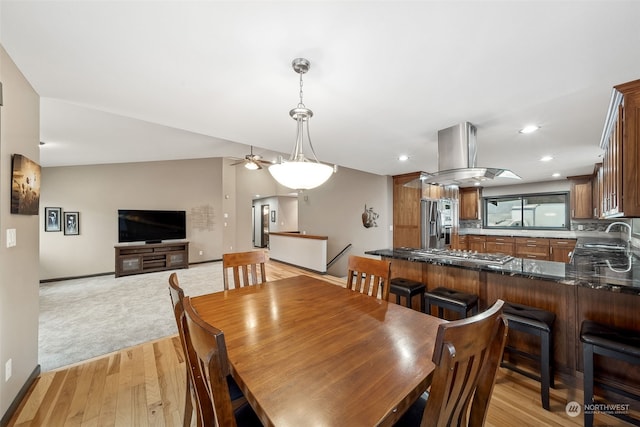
[44,207,62,232]
[64,211,80,235]
[271,210,276,223]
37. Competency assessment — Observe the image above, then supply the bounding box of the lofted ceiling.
[2,1,639,187]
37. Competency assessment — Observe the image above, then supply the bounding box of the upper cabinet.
[459,187,481,220]
[600,79,640,218]
[567,175,593,219]
[393,172,422,248]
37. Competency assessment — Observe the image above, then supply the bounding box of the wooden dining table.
[190,274,446,427]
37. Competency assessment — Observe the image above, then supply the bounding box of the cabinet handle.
[550,246,553,254]
[571,209,575,217]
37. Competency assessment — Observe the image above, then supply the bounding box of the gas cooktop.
[396,248,514,265]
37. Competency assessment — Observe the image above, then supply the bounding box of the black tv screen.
[118,209,186,243]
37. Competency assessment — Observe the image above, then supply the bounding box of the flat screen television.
[118,209,186,244]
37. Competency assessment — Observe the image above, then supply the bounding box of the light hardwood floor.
[7,261,631,426]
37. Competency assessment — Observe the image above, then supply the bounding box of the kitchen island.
[366,239,640,395]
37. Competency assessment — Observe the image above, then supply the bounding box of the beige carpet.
[39,262,227,372]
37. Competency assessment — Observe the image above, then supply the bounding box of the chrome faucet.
[605,221,632,246]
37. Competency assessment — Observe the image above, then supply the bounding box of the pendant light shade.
[269,58,335,190]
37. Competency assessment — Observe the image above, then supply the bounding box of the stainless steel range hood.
[411,122,520,187]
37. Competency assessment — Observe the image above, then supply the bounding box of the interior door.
[261,204,270,248]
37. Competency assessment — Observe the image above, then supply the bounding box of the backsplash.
[459,219,629,233]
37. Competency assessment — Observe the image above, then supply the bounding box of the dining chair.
[168,273,197,427]
[394,299,508,427]
[346,255,392,301]
[182,296,262,427]
[168,273,247,427]
[222,250,268,290]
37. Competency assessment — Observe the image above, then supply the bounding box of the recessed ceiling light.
[519,125,540,134]
[540,155,553,162]
[398,155,409,161]
[552,172,561,178]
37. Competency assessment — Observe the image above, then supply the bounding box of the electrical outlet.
[199,250,203,256]
[5,359,12,381]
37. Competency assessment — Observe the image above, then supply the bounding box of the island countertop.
[366,237,640,296]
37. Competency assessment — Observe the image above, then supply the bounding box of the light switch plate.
[6,229,16,248]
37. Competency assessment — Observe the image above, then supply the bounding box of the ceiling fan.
[230,146,272,170]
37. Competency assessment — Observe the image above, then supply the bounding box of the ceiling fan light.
[244,161,259,170]
[269,161,334,190]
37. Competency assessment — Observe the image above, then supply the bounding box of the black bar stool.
[581,320,640,427]
[389,278,425,312]
[500,302,555,410]
[424,287,478,320]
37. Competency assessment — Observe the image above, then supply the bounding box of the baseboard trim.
[0,364,41,427]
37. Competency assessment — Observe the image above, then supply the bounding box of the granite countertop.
[366,237,640,296]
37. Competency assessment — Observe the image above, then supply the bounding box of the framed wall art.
[44,207,62,232]
[10,154,41,215]
[64,211,80,235]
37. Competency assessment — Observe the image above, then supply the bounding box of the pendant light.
[268,58,336,190]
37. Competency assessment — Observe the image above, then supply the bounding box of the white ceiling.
[2,1,639,187]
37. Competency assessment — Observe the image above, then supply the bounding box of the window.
[484,192,569,230]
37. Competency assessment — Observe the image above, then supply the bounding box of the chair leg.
[583,343,594,427]
[540,331,551,410]
[395,294,401,305]
[184,377,194,427]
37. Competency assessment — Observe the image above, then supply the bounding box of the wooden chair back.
[222,250,268,290]
[346,255,391,301]
[183,296,238,427]
[422,299,507,427]
[168,273,200,427]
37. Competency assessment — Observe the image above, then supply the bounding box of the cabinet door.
[454,234,468,250]
[592,163,603,218]
[569,176,593,219]
[117,255,143,276]
[459,187,481,220]
[550,239,576,263]
[467,235,486,252]
[393,173,422,248]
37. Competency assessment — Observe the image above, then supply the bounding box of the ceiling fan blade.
[230,160,245,166]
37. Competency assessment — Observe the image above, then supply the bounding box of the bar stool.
[500,302,555,410]
[424,287,478,320]
[389,278,425,312]
[581,320,640,427]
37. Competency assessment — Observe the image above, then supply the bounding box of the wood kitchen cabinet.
[600,79,640,218]
[459,187,481,220]
[592,163,603,219]
[485,236,515,256]
[467,235,486,252]
[515,237,550,260]
[568,175,593,219]
[393,172,421,248]
[452,234,468,250]
[549,238,576,263]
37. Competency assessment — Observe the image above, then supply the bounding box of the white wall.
[298,167,393,276]
[0,45,41,422]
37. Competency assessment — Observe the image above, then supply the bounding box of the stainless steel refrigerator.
[421,198,453,249]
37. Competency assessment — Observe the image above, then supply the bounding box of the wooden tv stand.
[115,241,189,277]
